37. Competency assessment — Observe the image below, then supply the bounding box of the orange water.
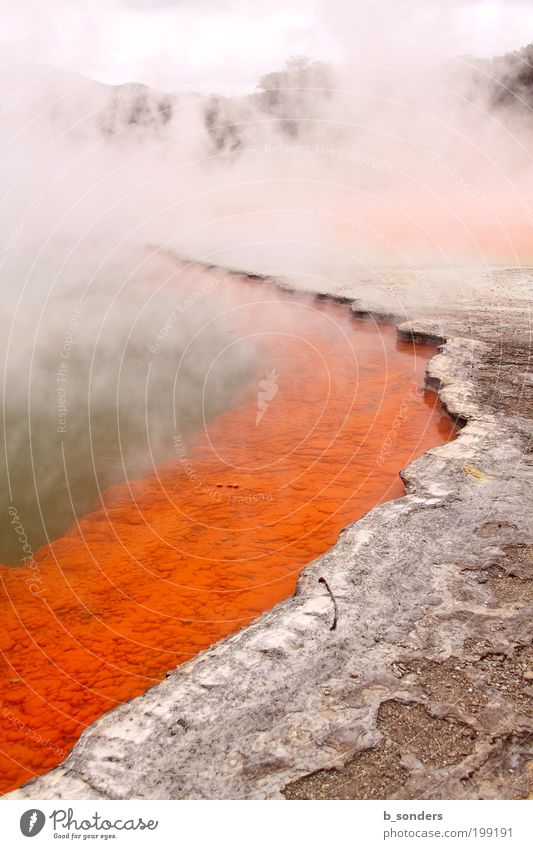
[0,270,455,794]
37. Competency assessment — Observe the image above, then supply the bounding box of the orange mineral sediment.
[0,270,456,794]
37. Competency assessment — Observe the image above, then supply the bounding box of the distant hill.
[0,63,194,143]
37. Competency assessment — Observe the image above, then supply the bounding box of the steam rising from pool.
[0,262,455,794]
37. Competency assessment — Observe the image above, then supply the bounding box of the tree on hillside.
[256,56,334,137]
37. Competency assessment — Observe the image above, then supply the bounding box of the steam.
[2,47,533,289]
[1,8,532,560]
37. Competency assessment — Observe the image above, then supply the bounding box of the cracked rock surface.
[7,266,532,800]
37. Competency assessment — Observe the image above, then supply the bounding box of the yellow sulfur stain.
[463,464,486,481]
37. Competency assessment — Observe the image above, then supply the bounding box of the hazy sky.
[1,0,532,92]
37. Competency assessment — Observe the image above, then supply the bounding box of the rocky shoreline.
[7,266,532,800]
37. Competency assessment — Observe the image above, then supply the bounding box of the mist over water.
[0,269,457,794]
[1,13,532,562]
[1,247,259,564]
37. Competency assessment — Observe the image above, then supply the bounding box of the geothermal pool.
[0,264,455,794]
